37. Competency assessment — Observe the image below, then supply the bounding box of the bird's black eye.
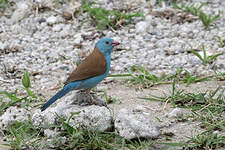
[105,41,110,44]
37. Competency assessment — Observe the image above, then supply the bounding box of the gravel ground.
[0,0,225,94]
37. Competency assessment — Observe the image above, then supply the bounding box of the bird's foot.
[76,90,106,106]
[86,90,106,106]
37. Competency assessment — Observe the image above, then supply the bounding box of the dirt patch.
[102,80,224,145]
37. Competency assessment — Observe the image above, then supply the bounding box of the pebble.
[46,16,58,25]
[166,108,184,118]
[52,24,63,32]
[135,21,148,33]
[38,18,46,24]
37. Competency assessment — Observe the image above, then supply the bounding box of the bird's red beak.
[112,40,120,46]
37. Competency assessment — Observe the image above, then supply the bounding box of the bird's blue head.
[96,38,119,56]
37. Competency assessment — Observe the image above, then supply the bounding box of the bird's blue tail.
[41,85,72,111]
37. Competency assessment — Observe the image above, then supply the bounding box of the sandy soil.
[103,80,224,146]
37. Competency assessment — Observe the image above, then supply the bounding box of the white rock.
[47,16,58,25]
[0,41,5,50]
[166,108,184,118]
[60,105,112,132]
[52,24,63,32]
[33,0,42,3]
[135,21,148,33]
[32,92,112,132]
[114,108,160,139]
[217,48,224,53]
[145,15,152,23]
[32,109,56,127]
[133,105,146,112]
[0,107,30,130]
[155,39,169,48]
[73,33,82,44]
[212,130,220,135]
[113,65,123,71]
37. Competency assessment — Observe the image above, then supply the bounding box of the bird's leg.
[85,89,97,105]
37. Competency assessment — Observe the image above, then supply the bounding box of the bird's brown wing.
[64,47,107,85]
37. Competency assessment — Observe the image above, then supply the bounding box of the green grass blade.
[191,50,204,62]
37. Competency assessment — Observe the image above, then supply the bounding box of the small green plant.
[53,0,60,8]
[0,0,8,8]
[191,45,223,66]
[22,70,36,98]
[214,71,225,81]
[54,114,155,149]
[127,65,172,88]
[180,70,208,86]
[185,133,225,150]
[126,66,208,88]
[0,70,37,113]
[80,1,144,29]
[139,81,224,108]
[6,120,42,150]
[217,36,225,48]
[139,80,186,106]
[172,2,220,28]
[172,2,206,16]
[193,87,225,131]
[140,82,225,132]
[22,70,31,88]
[103,91,120,104]
[199,11,220,29]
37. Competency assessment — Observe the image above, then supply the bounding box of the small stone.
[0,41,5,50]
[135,21,148,33]
[52,24,63,32]
[73,33,82,44]
[63,11,73,20]
[47,16,58,25]
[166,108,184,118]
[146,15,152,23]
[38,18,46,24]
[133,105,146,112]
[33,0,42,4]
[59,65,69,71]
[217,48,224,53]
[212,130,220,135]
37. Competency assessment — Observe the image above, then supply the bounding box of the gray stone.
[114,108,160,139]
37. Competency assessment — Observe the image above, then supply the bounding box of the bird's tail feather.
[41,86,72,111]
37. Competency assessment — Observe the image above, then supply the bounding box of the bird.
[41,37,119,111]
